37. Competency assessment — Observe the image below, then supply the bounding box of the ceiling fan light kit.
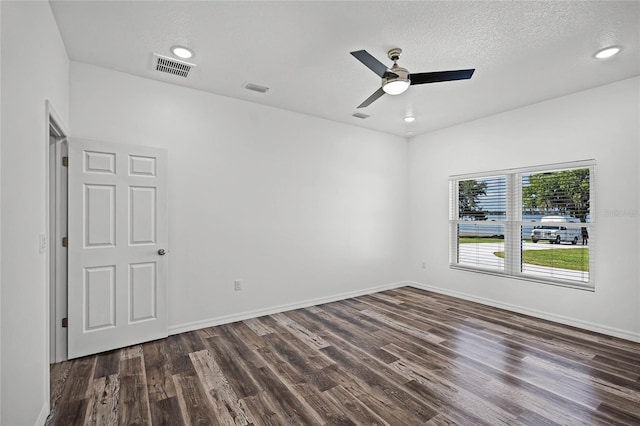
[382,48,410,95]
[351,47,475,108]
[383,79,410,95]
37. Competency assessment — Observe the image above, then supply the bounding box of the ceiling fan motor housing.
[383,65,410,94]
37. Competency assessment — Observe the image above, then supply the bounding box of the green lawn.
[493,248,589,272]
[459,237,505,244]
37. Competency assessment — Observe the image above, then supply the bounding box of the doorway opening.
[47,102,69,363]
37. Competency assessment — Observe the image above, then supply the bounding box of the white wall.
[0,2,3,420]
[0,1,69,425]
[409,77,640,340]
[70,63,409,332]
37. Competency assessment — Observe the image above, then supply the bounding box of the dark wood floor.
[47,287,640,425]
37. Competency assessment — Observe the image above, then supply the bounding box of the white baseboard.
[168,281,408,335]
[408,281,640,343]
[170,279,640,343]
[35,402,50,426]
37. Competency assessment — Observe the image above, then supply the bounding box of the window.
[454,175,506,272]
[449,161,594,289]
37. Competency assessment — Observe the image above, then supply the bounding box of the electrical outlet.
[234,280,242,291]
[421,261,426,269]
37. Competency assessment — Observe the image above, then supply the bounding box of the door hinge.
[62,237,68,247]
[62,156,68,167]
[61,317,68,328]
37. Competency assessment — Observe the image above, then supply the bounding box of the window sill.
[449,264,595,292]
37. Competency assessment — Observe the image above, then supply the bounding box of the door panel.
[84,184,115,247]
[84,150,116,174]
[129,155,157,176]
[84,266,116,330]
[129,262,157,323]
[130,186,156,245]
[68,138,168,359]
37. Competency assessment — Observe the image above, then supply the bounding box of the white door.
[67,138,168,359]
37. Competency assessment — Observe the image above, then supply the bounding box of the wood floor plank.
[321,363,432,425]
[390,357,519,425]
[189,349,254,425]
[142,338,177,402]
[322,344,438,423]
[296,306,400,365]
[165,334,195,375]
[384,343,566,424]
[48,286,640,426]
[178,331,207,354]
[93,350,121,379]
[63,356,97,402]
[424,413,459,426]
[270,311,330,350]
[173,371,220,426]
[292,382,358,425]
[259,331,337,391]
[240,391,286,426]
[119,356,152,425]
[148,397,186,426]
[278,311,339,368]
[216,323,325,425]
[406,333,619,425]
[49,360,72,415]
[227,321,268,351]
[242,336,349,423]
[121,345,144,360]
[321,384,388,425]
[360,307,446,345]
[324,300,380,333]
[85,374,119,426]
[243,316,276,336]
[523,352,640,405]
[251,365,325,425]
[596,401,640,425]
[49,399,90,426]
[204,334,261,398]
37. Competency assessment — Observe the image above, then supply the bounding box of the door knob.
[158,249,166,256]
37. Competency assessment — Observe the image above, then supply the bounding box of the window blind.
[449,162,594,289]
[453,176,506,271]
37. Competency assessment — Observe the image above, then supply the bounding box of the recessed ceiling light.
[171,46,194,59]
[404,115,416,123]
[593,46,622,60]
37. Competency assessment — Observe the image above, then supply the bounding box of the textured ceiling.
[49,1,640,138]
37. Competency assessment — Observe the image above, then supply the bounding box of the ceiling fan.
[350,48,475,108]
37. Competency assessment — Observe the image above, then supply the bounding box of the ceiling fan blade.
[351,50,389,78]
[357,87,386,108]
[410,69,475,85]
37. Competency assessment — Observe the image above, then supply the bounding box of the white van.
[530,216,582,245]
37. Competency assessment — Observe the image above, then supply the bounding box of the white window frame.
[449,160,595,290]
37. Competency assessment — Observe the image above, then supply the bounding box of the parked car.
[531,216,581,244]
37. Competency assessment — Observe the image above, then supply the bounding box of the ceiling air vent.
[244,82,270,94]
[352,112,370,119]
[153,54,196,78]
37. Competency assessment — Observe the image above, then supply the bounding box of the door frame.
[47,101,69,365]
